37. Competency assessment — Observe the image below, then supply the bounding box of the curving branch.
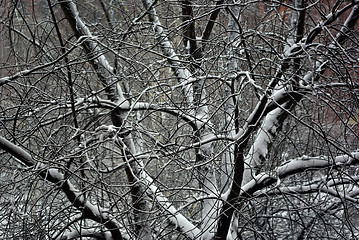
[0,136,124,240]
[241,1,359,187]
[201,0,224,51]
[240,151,359,198]
[141,1,220,237]
[57,0,153,237]
[215,2,359,239]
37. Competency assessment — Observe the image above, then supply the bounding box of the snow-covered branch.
[59,2,204,237]
[144,175,201,239]
[56,228,117,240]
[242,106,288,185]
[141,1,219,237]
[2,1,359,239]
[141,0,195,103]
[240,151,359,198]
[256,176,359,203]
[0,37,85,86]
[0,136,124,240]
[297,183,359,240]
[241,2,359,187]
[58,0,124,103]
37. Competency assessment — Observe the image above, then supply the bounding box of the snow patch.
[47,169,64,181]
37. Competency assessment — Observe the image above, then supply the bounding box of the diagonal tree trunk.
[58,1,153,238]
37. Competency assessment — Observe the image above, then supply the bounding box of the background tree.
[1,0,359,239]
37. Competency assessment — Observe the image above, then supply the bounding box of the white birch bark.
[58,1,153,238]
[141,1,219,237]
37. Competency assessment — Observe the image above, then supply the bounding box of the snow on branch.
[140,0,215,139]
[0,136,124,240]
[282,2,358,58]
[241,3,359,188]
[256,176,359,204]
[145,175,201,239]
[0,37,85,86]
[56,228,118,240]
[242,107,285,185]
[0,136,33,166]
[60,2,203,237]
[141,0,195,103]
[58,0,125,103]
[239,151,359,198]
[305,2,359,45]
[277,152,359,176]
[141,3,219,237]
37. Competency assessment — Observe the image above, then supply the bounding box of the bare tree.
[1,0,359,239]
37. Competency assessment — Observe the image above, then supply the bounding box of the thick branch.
[306,2,359,45]
[58,1,154,237]
[215,3,359,238]
[141,0,195,103]
[241,1,359,186]
[182,0,199,59]
[214,142,247,239]
[58,0,121,103]
[142,2,219,237]
[241,152,359,198]
[201,0,224,50]
[0,136,123,240]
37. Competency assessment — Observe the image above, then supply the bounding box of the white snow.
[200,132,215,152]
[56,228,113,240]
[241,173,270,194]
[245,71,262,90]
[142,0,195,103]
[284,43,299,57]
[277,151,359,176]
[242,107,282,185]
[144,174,201,239]
[47,168,64,181]
[0,136,33,164]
